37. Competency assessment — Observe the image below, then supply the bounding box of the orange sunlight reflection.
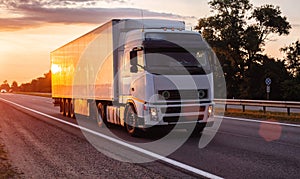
[259,119,282,142]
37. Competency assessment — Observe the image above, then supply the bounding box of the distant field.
[14,92,51,98]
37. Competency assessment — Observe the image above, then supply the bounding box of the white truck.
[51,19,215,136]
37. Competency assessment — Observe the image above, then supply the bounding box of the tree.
[240,55,289,100]
[281,40,300,77]
[19,83,31,92]
[0,80,10,91]
[19,71,51,93]
[280,40,300,100]
[11,81,19,92]
[281,78,300,101]
[195,0,291,98]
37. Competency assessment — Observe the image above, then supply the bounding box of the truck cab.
[119,28,215,135]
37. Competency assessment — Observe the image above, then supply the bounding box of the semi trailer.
[51,19,216,136]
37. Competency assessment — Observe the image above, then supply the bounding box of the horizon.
[0,0,299,85]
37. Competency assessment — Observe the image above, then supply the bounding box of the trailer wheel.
[65,99,71,117]
[69,99,75,119]
[96,103,105,127]
[61,99,66,116]
[125,104,140,137]
[59,98,63,113]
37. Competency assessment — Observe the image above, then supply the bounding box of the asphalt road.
[0,93,299,178]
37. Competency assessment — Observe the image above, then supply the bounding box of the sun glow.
[0,0,299,85]
[51,64,62,74]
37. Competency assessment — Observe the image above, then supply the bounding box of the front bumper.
[143,102,214,126]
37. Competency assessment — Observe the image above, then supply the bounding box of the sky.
[0,0,299,85]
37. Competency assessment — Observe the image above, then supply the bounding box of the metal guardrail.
[214,99,300,115]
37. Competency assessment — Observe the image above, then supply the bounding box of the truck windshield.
[144,48,212,75]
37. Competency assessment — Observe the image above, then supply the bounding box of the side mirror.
[130,65,138,73]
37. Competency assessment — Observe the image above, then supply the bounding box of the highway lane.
[0,93,300,178]
[171,118,300,178]
[0,94,201,178]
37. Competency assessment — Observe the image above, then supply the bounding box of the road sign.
[265,78,272,86]
[267,86,270,93]
[266,79,271,100]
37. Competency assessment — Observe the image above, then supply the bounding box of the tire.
[125,104,140,137]
[59,99,63,113]
[190,123,205,137]
[65,99,70,117]
[61,99,66,116]
[70,99,75,119]
[96,103,105,127]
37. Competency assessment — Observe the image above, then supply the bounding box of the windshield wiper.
[183,65,202,68]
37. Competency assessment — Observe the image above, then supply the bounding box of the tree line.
[196,0,300,101]
[0,71,51,93]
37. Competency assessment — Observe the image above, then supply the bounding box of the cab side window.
[123,51,131,77]
[137,50,144,72]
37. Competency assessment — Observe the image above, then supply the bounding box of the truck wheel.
[70,99,75,119]
[59,98,63,113]
[125,104,140,137]
[65,99,71,117]
[61,99,66,116]
[96,103,111,128]
[96,103,105,127]
[189,123,205,137]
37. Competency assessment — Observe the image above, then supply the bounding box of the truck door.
[119,50,131,103]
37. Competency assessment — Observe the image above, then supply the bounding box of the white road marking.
[216,116,300,128]
[0,97,223,179]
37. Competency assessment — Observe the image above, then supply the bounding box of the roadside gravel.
[0,100,197,178]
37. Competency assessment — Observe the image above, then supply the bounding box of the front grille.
[158,89,208,100]
[162,106,206,114]
[163,115,204,123]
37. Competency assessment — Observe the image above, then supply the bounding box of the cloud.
[292,24,300,27]
[0,0,125,8]
[0,0,195,31]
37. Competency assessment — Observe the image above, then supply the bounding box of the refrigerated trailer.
[51,19,215,136]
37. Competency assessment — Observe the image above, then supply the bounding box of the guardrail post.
[287,107,290,116]
[242,105,245,112]
[225,104,227,111]
[263,106,266,113]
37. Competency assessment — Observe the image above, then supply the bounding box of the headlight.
[150,107,158,121]
[198,89,206,99]
[208,105,213,117]
[150,108,157,116]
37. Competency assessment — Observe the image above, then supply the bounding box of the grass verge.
[14,92,51,98]
[216,108,300,124]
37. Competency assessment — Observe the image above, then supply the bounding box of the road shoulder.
[0,136,21,178]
